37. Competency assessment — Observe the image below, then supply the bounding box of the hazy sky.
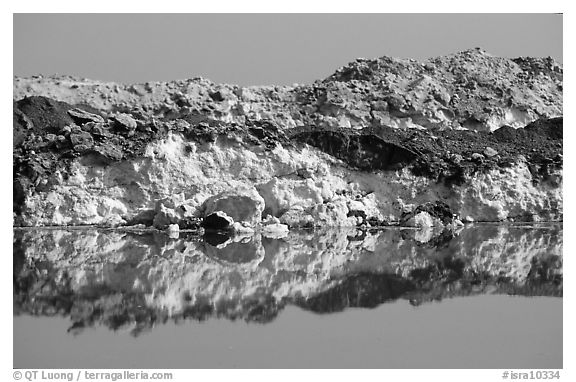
[13,14,562,86]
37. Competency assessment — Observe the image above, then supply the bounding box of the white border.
[2,3,572,381]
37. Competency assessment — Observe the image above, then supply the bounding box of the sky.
[13,13,563,86]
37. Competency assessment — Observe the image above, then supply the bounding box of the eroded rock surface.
[14,49,562,131]
[13,49,562,227]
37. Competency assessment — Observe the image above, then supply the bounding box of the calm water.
[13,224,563,368]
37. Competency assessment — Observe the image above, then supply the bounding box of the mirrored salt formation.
[13,224,562,336]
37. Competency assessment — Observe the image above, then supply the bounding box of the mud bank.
[14,224,562,333]
[13,49,562,228]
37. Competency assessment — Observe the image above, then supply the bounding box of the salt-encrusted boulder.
[346,194,383,224]
[279,199,358,228]
[202,187,265,226]
[402,211,443,228]
[113,113,137,131]
[166,223,180,239]
[279,207,315,228]
[256,177,326,218]
[310,199,354,226]
[152,204,179,229]
[261,217,289,238]
[152,194,197,229]
[262,224,289,238]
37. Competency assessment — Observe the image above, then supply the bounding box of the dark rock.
[73,144,91,153]
[178,217,202,230]
[126,209,156,226]
[113,113,137,132]
[201,211,234,230]
[292,128,418,171]
[13,178,29,215]
[209,90,226,102]
[92,144,124,161]
[524,117,563,140]
[13,108,34,146]
[401,201,455,225]
[367,217,388,227]
[415,201,454,224]
[347,209,367,220]
[67,108,105,124]
[70,132,94,148]
[15,96,75,134]
[89,123,111,138]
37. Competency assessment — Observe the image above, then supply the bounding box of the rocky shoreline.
[13,49,563,231]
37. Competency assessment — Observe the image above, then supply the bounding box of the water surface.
[13,224,562,368]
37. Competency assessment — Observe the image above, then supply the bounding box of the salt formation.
[13,49,562,228]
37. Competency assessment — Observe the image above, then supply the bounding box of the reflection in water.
[13,224,562,336]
